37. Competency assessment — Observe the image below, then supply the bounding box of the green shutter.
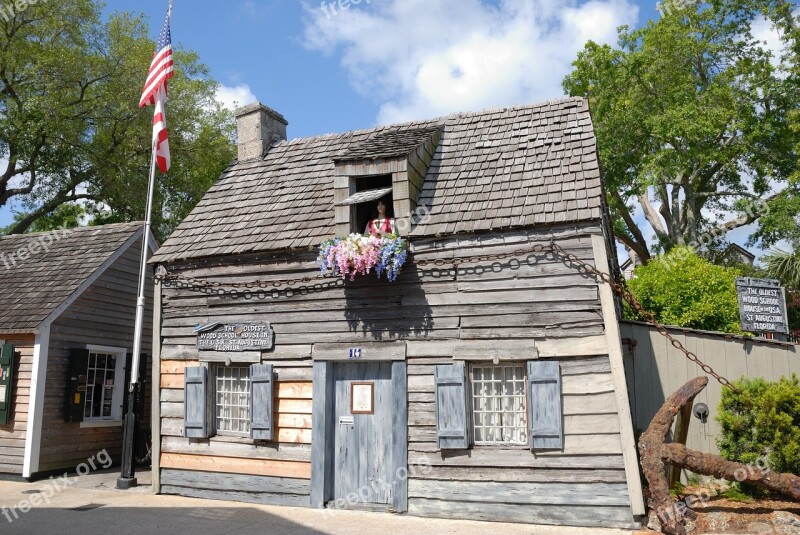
[434,362,470,450]
[65,348,90,423]
[527,360,564,450]
[250,363,274,441]
[0,343,16,425]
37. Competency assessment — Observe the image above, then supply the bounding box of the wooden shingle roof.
[333,124,444,162]
[152,97,603,264]
[0,222,144,331]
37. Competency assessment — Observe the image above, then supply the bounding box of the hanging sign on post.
[735,277,789,334]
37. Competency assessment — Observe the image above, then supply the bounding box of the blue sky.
[1,0,786,261]
[107,0,658,137]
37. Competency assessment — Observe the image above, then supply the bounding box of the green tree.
[563,0,800,262]
[2,202,86,234]
[0,1,235,240]
[628,246,743,332]
[764,247,800,288]
[763,247,800,336]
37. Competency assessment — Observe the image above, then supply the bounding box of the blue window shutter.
[184,366,208,438]
[434,362,469,450]
[527,360,563,450]
[250,363,274,441]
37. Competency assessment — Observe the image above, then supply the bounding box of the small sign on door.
[351,382,374,414]
[338,416,355,425]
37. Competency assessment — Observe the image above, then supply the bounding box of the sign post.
[735,277,789,340]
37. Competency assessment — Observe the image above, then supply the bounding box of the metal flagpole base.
[117,389,138,490]
[116,477,138,490]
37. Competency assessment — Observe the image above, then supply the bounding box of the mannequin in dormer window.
[365,199,396,237]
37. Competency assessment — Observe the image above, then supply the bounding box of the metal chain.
[160,272,318,289]
[157,242,738,392]
[547,243,739,393]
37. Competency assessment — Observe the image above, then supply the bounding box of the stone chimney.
[234,102,288,161]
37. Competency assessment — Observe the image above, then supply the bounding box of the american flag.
[140,5,174,173]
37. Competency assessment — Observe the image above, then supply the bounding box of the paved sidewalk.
[0,469,636,535]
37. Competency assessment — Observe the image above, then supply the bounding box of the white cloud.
[215,84,257,111]
[303,0,638,124]
[239,0,273,20]
[750,13,796,67]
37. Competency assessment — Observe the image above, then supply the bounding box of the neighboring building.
[620,250,642,280]
[0,223,155,479]
[150,98,645,529]
[725,243,756,266]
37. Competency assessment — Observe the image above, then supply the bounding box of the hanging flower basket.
[318,233,409,282]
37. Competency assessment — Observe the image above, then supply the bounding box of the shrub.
[717,375,800,479]
[628,247,743,333]
[720,482,753,502]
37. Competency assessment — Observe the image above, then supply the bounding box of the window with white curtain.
[470,363,528,445]
[215,365,251,435]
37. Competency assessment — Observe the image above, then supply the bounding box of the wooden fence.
[620,320,799,456]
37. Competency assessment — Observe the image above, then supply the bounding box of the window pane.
[215,366,251,435]
[470,364,528,445]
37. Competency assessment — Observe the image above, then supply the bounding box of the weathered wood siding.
[157,224,637,527]
[405,353,632,527]
[159,360,313,505]
[0,335,35,474]
[39,238,153,473]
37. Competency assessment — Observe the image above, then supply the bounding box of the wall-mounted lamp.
[693,402,709,424]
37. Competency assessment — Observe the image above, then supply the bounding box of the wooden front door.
[332,361,394,505]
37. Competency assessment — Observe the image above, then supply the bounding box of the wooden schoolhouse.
[0,222,155,479]
[150,98,645,529]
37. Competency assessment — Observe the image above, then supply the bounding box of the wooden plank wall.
[159,360,313,506]
[0,335,35,474]
[621,320,800,456]
[157,224,637,527]
[39,239,153,473]
[404,352,633,527]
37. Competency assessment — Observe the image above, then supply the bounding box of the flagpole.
[117,140,159,491]
[118,0,173,490]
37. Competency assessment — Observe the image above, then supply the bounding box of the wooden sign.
[735,277,789,334]
[196,322,274,352]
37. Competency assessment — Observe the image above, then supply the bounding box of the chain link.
[547,243,739,393]
[157,241,738,392]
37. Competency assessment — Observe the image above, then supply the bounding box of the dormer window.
[336,175,394,235]
[332,125,443,239]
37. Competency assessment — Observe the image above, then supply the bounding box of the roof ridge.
[0,221,144,241]
[277,96,586,149]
